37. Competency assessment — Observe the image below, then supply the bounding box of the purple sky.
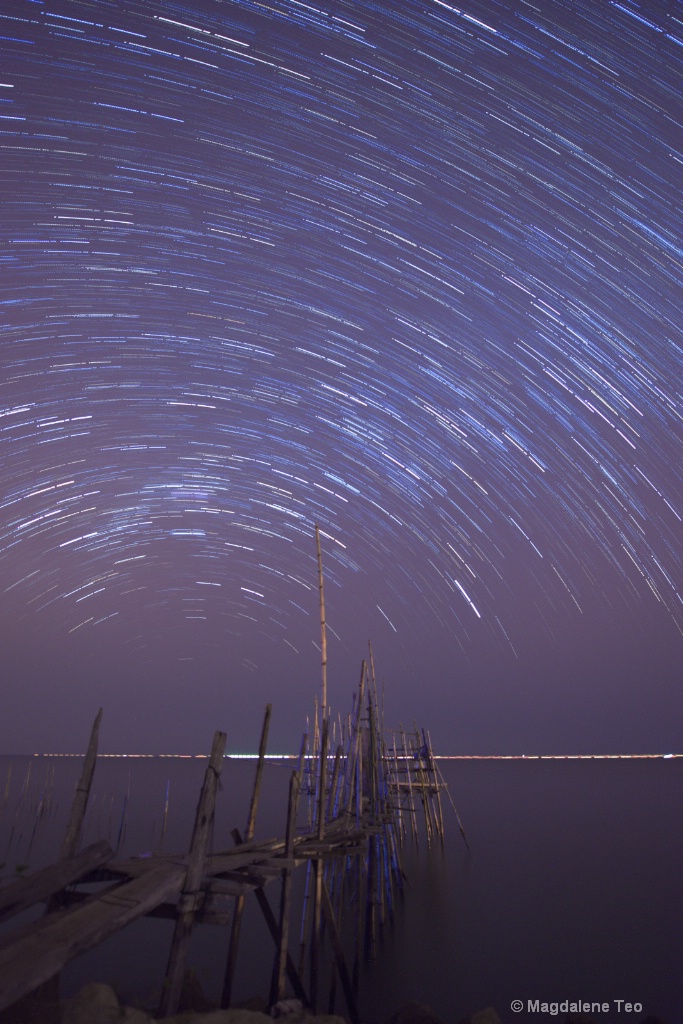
[1,0,681,755]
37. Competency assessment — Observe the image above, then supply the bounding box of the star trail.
[1,0,681,754]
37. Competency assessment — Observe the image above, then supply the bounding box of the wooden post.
[159,729,226,1017]
[229,826,308,1006]
[270,768,301,1004]
[34,708,103,1009]
[60,708,102,860]
[221,705,271,1008]
[320,877,361,1024]
[246,704,272,842]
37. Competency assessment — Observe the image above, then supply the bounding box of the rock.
[384,1000,447,1024]
[471,1010,503,1024]
[271,998,304,1018]
[0,979,61,1024]
[456,1009,503,1024]
[277,1017,346,1024]
[235,997,268,1013]
[62,982,122,1024]
[121,1008,154,1024]
[158,1010,273,1024]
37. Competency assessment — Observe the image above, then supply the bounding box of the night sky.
[1,0,681,756]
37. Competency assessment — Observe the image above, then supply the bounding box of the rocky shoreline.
[0,982,671,1024]
[0,981,506,1024]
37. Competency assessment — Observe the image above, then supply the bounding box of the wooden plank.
[212,868,279,888]
[0,841,113,925]
[206,880,252,898]
[159,730,226,1018]
[205,837,285,874]
[0,860,186,1012]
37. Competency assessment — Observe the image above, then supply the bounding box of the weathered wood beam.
[0,840,113,926]
[220,704,272,1008]
[0,861,186,1013]
[60,709,102,861]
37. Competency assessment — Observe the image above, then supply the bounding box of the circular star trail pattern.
[1,0,681,750]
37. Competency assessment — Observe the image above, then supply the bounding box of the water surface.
[0,756,680,1021]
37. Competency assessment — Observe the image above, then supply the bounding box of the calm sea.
[0,755,680,1023]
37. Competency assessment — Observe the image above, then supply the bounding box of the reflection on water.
[0,757,680,1022]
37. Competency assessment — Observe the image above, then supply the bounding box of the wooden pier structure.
[0,684,457,1022]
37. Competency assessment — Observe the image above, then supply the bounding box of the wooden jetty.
[0,534,461,1020]
[0,685,457,1022]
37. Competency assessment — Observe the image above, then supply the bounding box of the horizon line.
[13,751,683,760]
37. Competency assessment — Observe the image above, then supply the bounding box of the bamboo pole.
[221,705,271,1008]
[391,733,404,840]
[160,729,226,1017]
[315,524,328,717]
[344,663,366,819]
[400,726,418,843]
[413,727,434,844]
[309,716,328,1010]
[425,730,445,842]
[327,744,343,823]
[159,779,170,854]
[433,758,470,850]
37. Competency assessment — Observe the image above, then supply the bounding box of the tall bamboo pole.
[310,715,328,1010]
[315,524,328,718]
